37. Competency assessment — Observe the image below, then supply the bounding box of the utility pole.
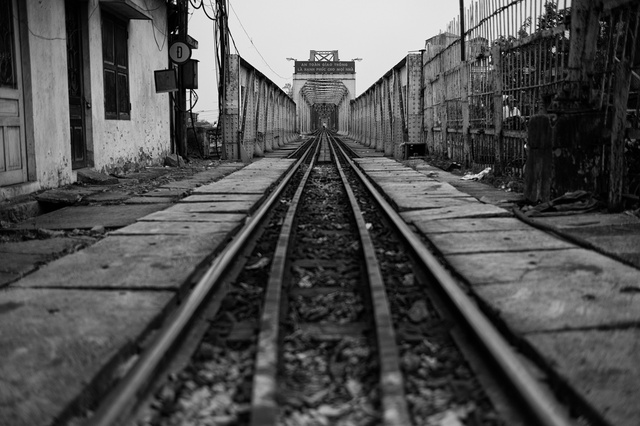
[216,0,233,159]
[176,0,188,159]
[459,0,465,61]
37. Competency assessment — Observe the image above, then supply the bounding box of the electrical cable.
[191,0,218,21]
[13,8,67,41]
[228,1,288,80]
[141,1,164,12]
[142,0,167,51]
[188,89,208,157]
[228,28,240,54]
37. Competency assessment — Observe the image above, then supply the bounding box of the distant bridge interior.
[292,50,355,133]
[217,0,640,211]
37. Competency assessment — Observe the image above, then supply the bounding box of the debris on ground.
[460,167,492,181]
[521,190,599,216]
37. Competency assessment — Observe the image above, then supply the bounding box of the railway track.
[85,131,577,426]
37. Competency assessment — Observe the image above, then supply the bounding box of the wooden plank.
[609,58,633,210]
[110,220,239,236]
[357,165,408,172]
[365,174,433,183]
[353,157,399,163]
[14,233,230,291]
[376,181,464,195]
[567,0,602,88]
[0,288,174,426]
[526,330,640,426]
[13,204,171,230]
[401,203,509,222]
[394,196,479,211]
[180,193,262,203]
[124,197,176,204]
[365,170,431,177]
[191,180,274,194]
[89,234,230,257]
[533,213,640,228]
[445,247,639,286]
[140,211,244,223]
[428,229,574,254]
[162,201,255,214]
[524,114,553,202]
[411,217,531,234]
[471,269,640,332]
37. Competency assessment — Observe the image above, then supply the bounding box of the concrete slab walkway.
[0,156,297,426]
[343,137,640,426]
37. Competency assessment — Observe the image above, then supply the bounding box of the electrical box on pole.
[183,59,199,90]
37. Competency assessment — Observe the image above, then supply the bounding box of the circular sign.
[169,41,191,64]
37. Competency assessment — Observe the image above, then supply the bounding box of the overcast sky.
[188,0,461,123]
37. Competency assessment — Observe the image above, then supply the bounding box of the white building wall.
[22,0,170,191]
[25,0,73,188]
[88,0,170,174]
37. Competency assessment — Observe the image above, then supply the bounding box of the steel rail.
[88,139,319,426]
[328,134,411,426]
[286,135,314,159]
[333,138,574,426]
[250,137,321,426]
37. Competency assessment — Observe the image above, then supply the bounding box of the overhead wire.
[13,8,67,41]
[142,0,167,51]
[227,1,288,80]
[190,0,237,53]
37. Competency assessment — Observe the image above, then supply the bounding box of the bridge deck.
[1,136,639,426]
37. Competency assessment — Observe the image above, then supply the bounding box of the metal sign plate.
[294,61,355,74]
[169,41,191,64]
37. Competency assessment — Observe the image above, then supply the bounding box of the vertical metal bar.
[530,0,533,37]
[503,0,507,39]
[483,0,494,41]
[492,0,497,40]
[497,0,502,39]
[507,0,512,40]
[458,0,463,64]
[490,0,495,42]
[511,0,515,37]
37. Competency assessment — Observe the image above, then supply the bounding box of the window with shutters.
[102,13,130,120]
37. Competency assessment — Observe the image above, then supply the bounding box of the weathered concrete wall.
[25,0,73,188]
[22,0,169,191]
[87,0,170,174]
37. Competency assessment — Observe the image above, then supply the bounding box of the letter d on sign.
[169,41,191,64]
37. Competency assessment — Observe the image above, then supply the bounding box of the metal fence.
[597,2,640,202]
[424,0,640,202]
[424,0,571,177]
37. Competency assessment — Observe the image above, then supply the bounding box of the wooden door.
[0,0,27,186]
[66,1,87,169]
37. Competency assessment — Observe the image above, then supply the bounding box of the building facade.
[1,0,171,200]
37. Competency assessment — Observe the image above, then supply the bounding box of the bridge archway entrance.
[291,51,356,134]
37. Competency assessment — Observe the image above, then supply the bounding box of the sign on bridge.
[295,61,355,74]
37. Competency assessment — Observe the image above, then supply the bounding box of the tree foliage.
[282,83,293,98]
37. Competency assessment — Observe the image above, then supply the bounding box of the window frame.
[102,12,130,120]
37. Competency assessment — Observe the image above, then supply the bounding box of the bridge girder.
[299,79,349,106]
